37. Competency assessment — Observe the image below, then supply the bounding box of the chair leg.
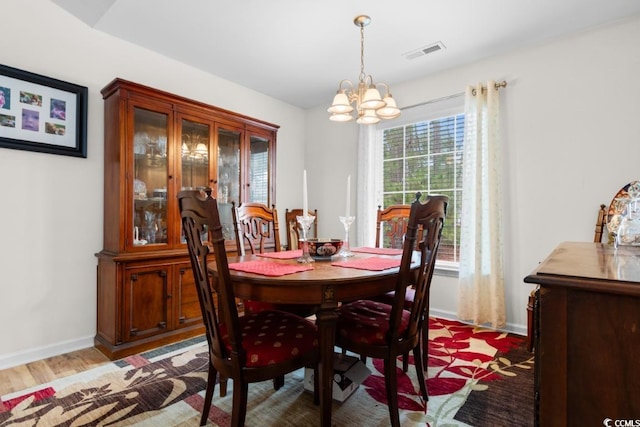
[273,375,285,390]
[384,358,401,427]
[219,375,228,397]
[421,319,429,368]
[413,343,429,403]
[402,317,429,373]
[231,381,249,427]
[313,366,319,405]
[200,361,217,426]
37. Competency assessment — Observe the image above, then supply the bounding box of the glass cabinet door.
[180,118,211,191]
[132,107,169,247]
[248,134,271,205]
[217,126,242,243]
[178,117,211,245]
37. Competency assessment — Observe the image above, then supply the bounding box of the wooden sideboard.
[525,242,640,426]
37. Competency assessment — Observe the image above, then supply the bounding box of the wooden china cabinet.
[95,78,277,359]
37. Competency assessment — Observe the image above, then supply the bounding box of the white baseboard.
[0,312,528,372]
[429,308,527,337]
[0,335,95,371]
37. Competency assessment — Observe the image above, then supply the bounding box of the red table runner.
[331,257,402,271]
[228,260,313,276]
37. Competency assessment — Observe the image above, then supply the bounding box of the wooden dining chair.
[374,198,426,372]
[335,195,447,427]
[284,208,318,250]
[375,204,412,249]
[178,190,319,427]
[232,202,282,255]
[232,202,316,319]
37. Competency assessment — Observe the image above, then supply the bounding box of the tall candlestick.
[346,175,351,217]
[303,169,308,215]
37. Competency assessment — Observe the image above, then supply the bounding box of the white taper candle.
[346,175,351,217]
[303,169,308,215]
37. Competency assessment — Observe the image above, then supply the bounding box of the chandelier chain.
[359,23,366,84]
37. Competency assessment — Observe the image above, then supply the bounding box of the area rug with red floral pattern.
[0,318,533,426]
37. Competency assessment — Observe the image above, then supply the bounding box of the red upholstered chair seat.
[337,300,410,346]
[220,310,318,367]
[378,287,415,310]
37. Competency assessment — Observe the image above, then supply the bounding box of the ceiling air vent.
[404,41,446,60]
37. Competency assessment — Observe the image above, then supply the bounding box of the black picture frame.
[0,64,87,158]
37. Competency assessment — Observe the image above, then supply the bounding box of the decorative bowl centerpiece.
[302,238,343,259]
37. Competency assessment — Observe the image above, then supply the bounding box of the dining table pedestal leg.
[316,304,338,427]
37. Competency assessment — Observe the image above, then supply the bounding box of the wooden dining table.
[207,248,412,427]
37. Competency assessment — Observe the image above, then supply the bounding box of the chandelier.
[328,15,401,124]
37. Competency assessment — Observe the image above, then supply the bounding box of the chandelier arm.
[376,82,390,96]
[364,74,375,88]
[337,79,355,93]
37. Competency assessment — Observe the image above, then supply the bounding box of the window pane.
[380,111,464,267]
[405,156,428,189]
[383,128,404,159]
[405,122,429,157]
[383,193,403,206]
[383,159,404,192]
[430,117,455,154]
[431,153,455,190]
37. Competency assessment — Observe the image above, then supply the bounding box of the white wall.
[305,15,640,334]
[0,0,306,369]
[3,0,639,369]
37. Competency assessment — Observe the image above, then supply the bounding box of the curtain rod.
[472,80,507,96]
[400,92,464,112]
[401,80,508,111]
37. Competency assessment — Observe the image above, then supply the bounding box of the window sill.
[435,262,459,278]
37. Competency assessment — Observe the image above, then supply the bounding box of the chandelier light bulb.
[377,95,401,119]
[356,109,381,124]
[330,112,355,122]
[360,86,385,110]
[327,92,354,114]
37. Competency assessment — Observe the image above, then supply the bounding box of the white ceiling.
[51,0,640,109]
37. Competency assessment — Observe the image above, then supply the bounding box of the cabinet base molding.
[94,325,205,360]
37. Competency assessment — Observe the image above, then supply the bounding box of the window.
[377,96,464,269]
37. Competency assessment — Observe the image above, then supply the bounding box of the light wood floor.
[0,347,110,396]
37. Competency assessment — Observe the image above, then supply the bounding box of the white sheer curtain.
[356,125,380,248]
[457,81,506,328]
